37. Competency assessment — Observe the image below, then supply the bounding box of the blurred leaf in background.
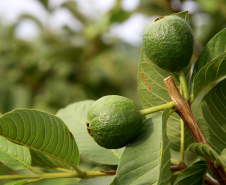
[0,0,225,114]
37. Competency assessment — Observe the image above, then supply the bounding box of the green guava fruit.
[143,15,194,72]
[86,95,142,149]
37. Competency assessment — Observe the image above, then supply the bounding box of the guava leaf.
[172,11,189,21]
[137,49,193,151]
[171,171,182,185]
[115,109,171,185]
[0,136,31,170]
[195,79,226,154]
[173,161,208,185]
[220,149,226,171]
[0,109,79,169]
[3,179,28,185]
[192,52,226,99]
[192,28,226,79]
[30,150,71,170]
[187,143,224,167]
[56,100,124,165]
[74,176,115,185]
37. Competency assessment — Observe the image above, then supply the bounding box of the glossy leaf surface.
[192,52,226,99]
[0,109,79,168]
[192,28,226,79]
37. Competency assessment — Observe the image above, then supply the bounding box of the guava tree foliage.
[0,11,225,185]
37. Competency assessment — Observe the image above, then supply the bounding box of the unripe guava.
[86,95,142,149]
[143,15,194,72]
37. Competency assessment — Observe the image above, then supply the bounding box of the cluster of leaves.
[0,10,225,185]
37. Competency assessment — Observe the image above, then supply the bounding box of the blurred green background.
[0,0,225,114]
[0,0,225,184]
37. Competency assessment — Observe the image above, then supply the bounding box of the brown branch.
[100,170,116,175]
[205,177,220,185]
[164,76,226,185]
[170,162,187,171]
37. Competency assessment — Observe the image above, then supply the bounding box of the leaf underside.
[0,136,31,170]
[187,143,223,166]
[173,161,208,185]
[220,149,226,171]
[137,50,193,151]
[75,176,115,185]
[30,149,71,169]
[3,179,28,185]
[195,79,226,154]
[115,109,171,185]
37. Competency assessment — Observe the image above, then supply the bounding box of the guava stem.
[73,166,86,177]
[139,101,175,116]
[179,83,185,163]
[179,119,185,162]
[164,76,226,185]
[178,70,190,102]
[0,170,114,180]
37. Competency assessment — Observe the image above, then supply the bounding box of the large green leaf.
[30,150,71,170]
[220,149,226,171]
[137,49,193,151]
[192,52,226,99]
[192,28,226,79]
[75,176,115,185]
[187,143,225,167]
[173,161,208,185]
[0,136,31,170]
[0,109,79,168]
[115,109,171,185]
[195,79,226,154]
[4,179,28,185]
[172,11,189,20]
[56,100,124,165]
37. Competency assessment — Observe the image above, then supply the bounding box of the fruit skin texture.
[143,15,194,72]
[86,95,142,149]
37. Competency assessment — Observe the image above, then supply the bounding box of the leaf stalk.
[139,101,175,116]
[178,70,190,102]
[0,170,114,180]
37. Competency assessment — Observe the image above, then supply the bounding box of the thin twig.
[204,177,220,185]
[170,162,187,171]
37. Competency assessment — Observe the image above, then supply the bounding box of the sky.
[0,0,199,45]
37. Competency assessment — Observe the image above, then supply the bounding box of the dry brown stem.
[164,76,226,185]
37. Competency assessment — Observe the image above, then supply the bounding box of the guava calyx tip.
[154,16,165,22]
[86,122,91,135]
